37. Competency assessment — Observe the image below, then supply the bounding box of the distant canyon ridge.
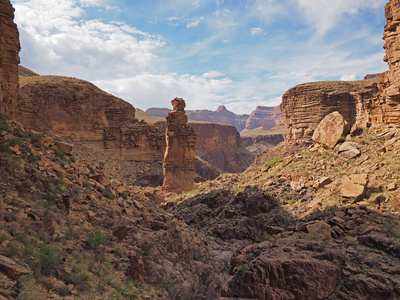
[146,105,282,132]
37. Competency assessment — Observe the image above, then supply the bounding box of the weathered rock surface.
[312,111,350,149]
[369,0,400,124]
[341,174,368,202]
[162,98,197,193]
[244,106,282,131]
[281,78,379,143]
[17,76,165,162]
[0,255,33,279]
[0,0,20,116]
[338,142,361,159]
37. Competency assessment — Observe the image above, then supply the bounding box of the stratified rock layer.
[0,0,20,116]
[162,98,197,193]
[17,76,165,161]
[281,78,379,143]
[245,106,282,131]
[369,0,400,124]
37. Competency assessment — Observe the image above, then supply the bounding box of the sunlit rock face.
[281,79,379,143]
[162,98,197,193]
[17,76,165,162]
[369,0,400,124]
[0,0,20,116]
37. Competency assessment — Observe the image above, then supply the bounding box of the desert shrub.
[86,231,110,249]
[29,243,61,276]
[67,264,90,292]
[268,157,281,167]
[102,188,116,200]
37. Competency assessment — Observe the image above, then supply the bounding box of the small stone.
[290,181,304,192]
[387,182,397,191]
[314,177,332,189]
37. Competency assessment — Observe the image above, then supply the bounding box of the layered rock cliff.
[245,106,282,130]
[17,76,165,162]
[281,78,379,143]
[0,0,20,116]
[369,0,400,124]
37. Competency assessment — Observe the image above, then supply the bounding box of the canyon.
[0,0,400,299]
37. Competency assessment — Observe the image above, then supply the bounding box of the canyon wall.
[155,121,254,177]
[281,78,379,143]
[0,0,20,116]
[369,0,400,124]
[245,106,282,130]
[17,76,165,161]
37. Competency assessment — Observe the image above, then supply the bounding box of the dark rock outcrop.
[0,0,20,116]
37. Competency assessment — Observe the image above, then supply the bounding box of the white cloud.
[187,17,204,28]
[214,8,231,17]
[251,27,266,36]
[294,0,387,36]
[93,72,233,111]
[340,74,357,81]
[79,0,108,7]
[12,0,164,79]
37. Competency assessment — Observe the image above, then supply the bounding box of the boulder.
[0,255,33,279]
[306,221,333,239]
[341,174,369,202]
[338,142,361,159]
[314,177,332,189]
[312,111,350,149]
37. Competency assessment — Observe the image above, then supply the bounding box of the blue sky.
[11,0,388,114]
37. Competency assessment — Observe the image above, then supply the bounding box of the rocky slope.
[281,78,380,144]
[241,123,286,154]
[0,0,20,116]
[17,76,166,162]
[147,105,282,132]
[0,117,221,299]
[167,122,400,299]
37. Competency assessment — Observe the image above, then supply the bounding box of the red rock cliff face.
[0,0,20,116]
[17,76,165,161]
[370,0,400,124]
[245,106,282,130]
[281,78,379,143]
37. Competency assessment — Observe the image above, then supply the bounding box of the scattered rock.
[314,177,332,189]
[338,142,361,159]
[387,182,397,191]
[341,174,369,202]
[290,181,304,192]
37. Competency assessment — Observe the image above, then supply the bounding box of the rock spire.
[162,98,197,193]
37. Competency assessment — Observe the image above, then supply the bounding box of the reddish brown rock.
[16,76,165,162]
[312,111,350,149]
[126,252,144,283]
[0,255,33,279]
[162,98,197,193]
[341,174,369,202]
[281,79,379,143]
[0,0,20,116]
[244,106,282,131]
[369,1,400,124]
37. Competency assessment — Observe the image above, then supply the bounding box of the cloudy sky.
[11,0,388,114]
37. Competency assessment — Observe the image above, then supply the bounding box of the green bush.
[29,243,61,276]
[268,157,281,167]
[86,231,110,249]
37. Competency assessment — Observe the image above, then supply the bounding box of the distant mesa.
[364,73,381,80]
[146,104,282,132]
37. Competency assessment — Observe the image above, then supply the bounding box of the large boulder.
[341,174,369,202]
[312,111,350,149]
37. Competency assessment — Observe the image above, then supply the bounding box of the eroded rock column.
[162,98,197,193]
[0,0,20,116]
